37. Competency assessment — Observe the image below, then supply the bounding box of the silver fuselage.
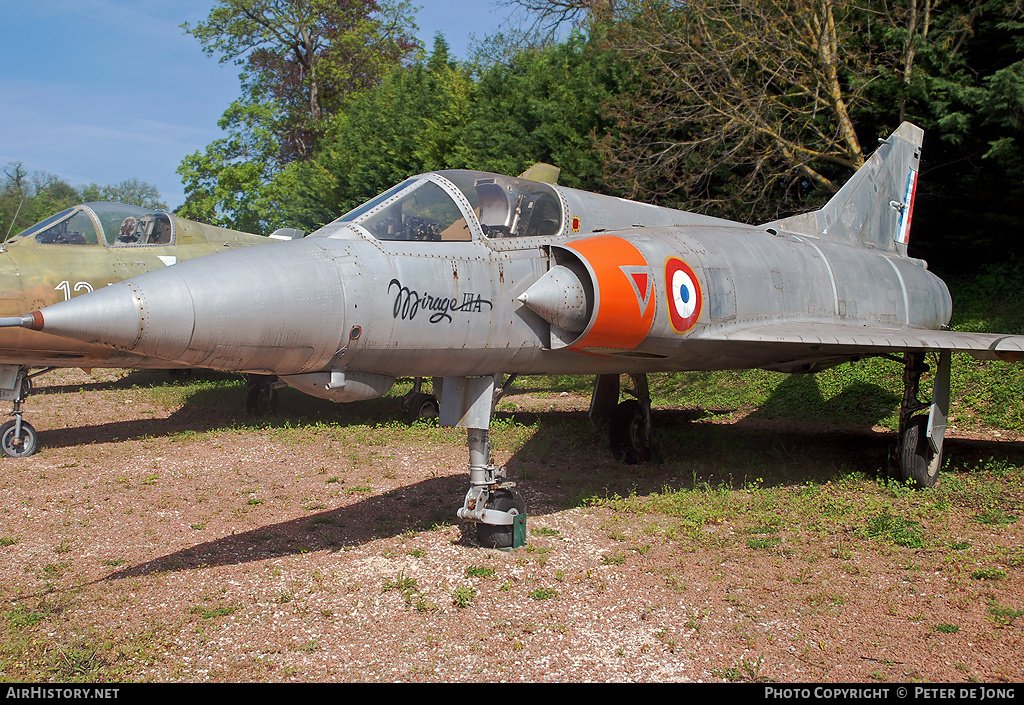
[20,172,950,397]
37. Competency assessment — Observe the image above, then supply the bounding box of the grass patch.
[531,527,561,537]
[974,508,1017,526]
[747,536,782,550]
[988,602,1024,626]
[452,585,477,608]
[601,550,627,565]
[4,606,50,628]
[971,568,1007,581]
[529,587,558,601]
[2,600,169,682]
[382,570,422,608]
[190,604,239,619]
[863,510,925,549]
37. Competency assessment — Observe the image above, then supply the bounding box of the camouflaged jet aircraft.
[0,202,302,456]
[7,123,1023,548]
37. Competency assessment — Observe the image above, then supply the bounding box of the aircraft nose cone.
[25,274,195,357]
[31,240,347,374]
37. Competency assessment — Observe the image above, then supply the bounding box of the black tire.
[609,399,650,464]
[246,384,279,416]
[403,392,439,425]
[0,419,37,458]
[476,488,526,549]
[898,415,941,488]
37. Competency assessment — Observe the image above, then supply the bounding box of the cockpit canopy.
[11,203,174,247]
[333,170,564,242]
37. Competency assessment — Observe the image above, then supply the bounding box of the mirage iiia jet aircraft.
[6,122,1024,548]
[0,202,302,456]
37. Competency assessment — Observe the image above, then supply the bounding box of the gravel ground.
[1,368,1023,683]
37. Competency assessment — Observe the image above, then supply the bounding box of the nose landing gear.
[0,366,44,458]
[441,374,527,549]
[0,416,37,457]
[458,427,527,549]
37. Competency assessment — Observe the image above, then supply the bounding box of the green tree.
[178,0,419,232]
[182,0,418,163]
[265,32,627,233]
[176,99,281,233]
[1,163,167,240]
[0,167,82,239]
[0,163,31,239]
[866,0,1024,271]
[272,36,474,231]
[80,178,168,210]
[459,31,626,192]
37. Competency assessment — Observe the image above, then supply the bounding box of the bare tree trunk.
[813,2,864,167]
[602,0,878,219]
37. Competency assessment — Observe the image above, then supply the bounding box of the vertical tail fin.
[518,163,561,184]
[764,122,924,257]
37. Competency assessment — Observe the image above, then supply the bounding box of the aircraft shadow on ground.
[82,373,1024,581]
[104,472,471,581]
[34,375,372,450]
[34,368,237,395]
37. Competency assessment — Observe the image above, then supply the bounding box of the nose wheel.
[475,488,526,549]
[0,418,37,458]
[456,426,528,549]
[444,375,529,549]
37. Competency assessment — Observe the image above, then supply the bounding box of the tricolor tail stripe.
[896,168,918,245]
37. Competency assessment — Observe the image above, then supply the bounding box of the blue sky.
[0,1,514,210]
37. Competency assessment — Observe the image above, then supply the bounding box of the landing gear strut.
[400,377,439,424]
[458,427,526,548]
[0,365,46,458]
[245,374,280,415]
[442,374,527,549]
[896,351,950,487]
[591,373,654,464]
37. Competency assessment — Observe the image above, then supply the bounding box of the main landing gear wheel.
[899,415,941,488]
[402,392,439,424]
[609,399,651,464]
[476,488,526,549]
[0,419,37,458]
[246,382,279,416]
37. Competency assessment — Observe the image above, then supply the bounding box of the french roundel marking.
[665,257,702,334]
